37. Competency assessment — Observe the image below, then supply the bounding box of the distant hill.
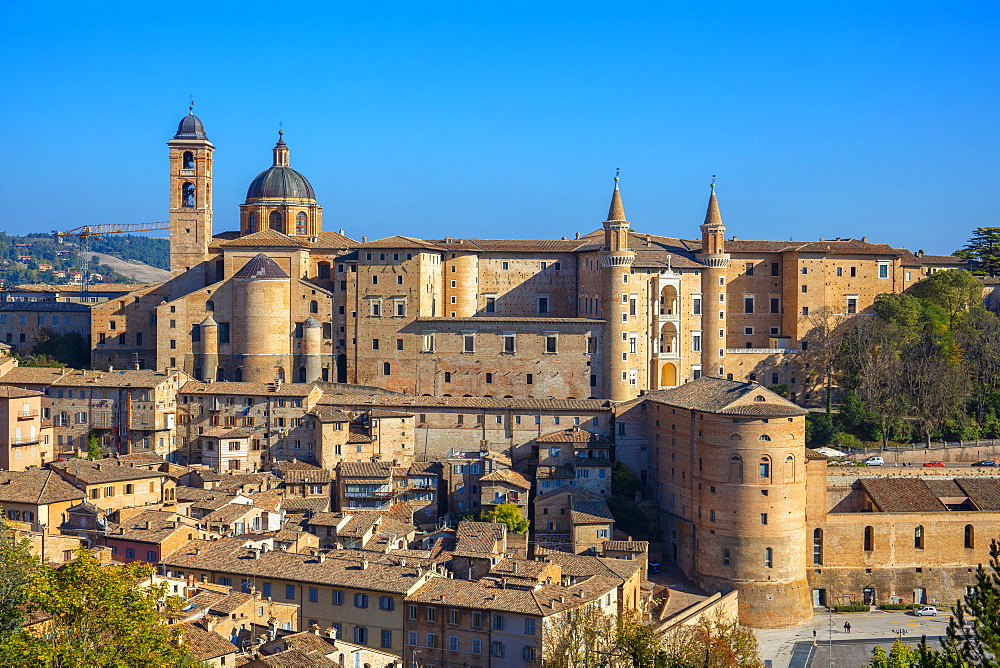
[0,232,170,287]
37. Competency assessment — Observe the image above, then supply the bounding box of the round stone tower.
[196,315,218,381]
[696,182,730,378]
[691,382,812,627]
[232,254,291,383]
[599,176,638,402]
[301,316,322,382]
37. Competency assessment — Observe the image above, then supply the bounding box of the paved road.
[755,608,953,668]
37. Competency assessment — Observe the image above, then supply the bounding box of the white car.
[914,606,938,616]
[864,456,885,466]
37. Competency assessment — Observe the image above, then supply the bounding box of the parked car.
[972,460,998,467]
[923,461,946,467]
[648,562,661,574]
[864,456,885,466]
[914,606,938,616]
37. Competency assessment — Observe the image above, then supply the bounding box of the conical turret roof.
[606,178,627,222]
[233,254,289,280]
[703,184,723,227]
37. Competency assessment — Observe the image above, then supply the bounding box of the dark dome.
[246,166,316,201]
[174,113,209,141]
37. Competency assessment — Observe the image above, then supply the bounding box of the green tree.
[954,227,1000,277]
[86,431,102,460]
[613,610,665,667]
[0,517,35,637]
[918,539,1000,666]
[908,270,984,326]
[869,639,920,667]
[29,329,90,369]
[0,550,189,667]
[480,503,529,534]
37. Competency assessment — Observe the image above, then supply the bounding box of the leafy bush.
[878,603,918,611]
[832,604,870,613]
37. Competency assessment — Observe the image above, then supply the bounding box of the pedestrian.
[844,621,852,633]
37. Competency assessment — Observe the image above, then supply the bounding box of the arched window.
[813,528,823,565]
[729,455,743,483]
[784,454,795,482]
[182,151,194,169]
[759,434,771,441]
[298,367,307,383]
[295,211,307,234]
[275,367,285,383]
[247,212,257,233]
[722,549,731,566]
[864,526,874,551]
[269,210,283,232]
[205,300,214,311]
[181,182,195,207]
[754,395,766,402]
[234,368,243,382]
[309,300,318,314]
[764,547,773,568]
[318,262,331,279]
[914,525,924,549]
[215,366,225,382]
[965,524,975,549]
[759,456,771,480]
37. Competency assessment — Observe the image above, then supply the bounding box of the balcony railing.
[16,412,38,420]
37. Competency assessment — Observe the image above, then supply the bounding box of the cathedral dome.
[174,112,209,141]
[245,131,316,202]
[246,166,316,201]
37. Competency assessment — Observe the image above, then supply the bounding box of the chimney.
[862,237,868,243]
[559,596,565,604]
[362,236,367,243]
[326,627,338,640]
[575,232,580,239]
[361,559,369,570]
[309,623,321,636]
[317,553,326,564]
[512,562,518,574]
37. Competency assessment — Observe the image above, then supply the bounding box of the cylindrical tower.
[599,176,638,402]
[696,182,730,377]
[197,315,218,381]
[692,391,812,627]
[302,316,322,382]
[444,251,479,317]
[232,254,291,383]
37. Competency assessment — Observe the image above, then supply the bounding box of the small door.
[863,587,876,605]
[913,588,927,604]
[812,589,827,607]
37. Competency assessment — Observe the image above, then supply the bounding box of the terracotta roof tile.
[860,478,947,512]
[956,478,1000,511]
[180,622,237,660]
[50,458,167,485]
[643,377,807,416]
[316,394,609,412]
[217,230,309,248]
[479,469,531,488]
[0,470,85,505]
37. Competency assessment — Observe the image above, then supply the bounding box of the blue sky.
[1,2,996,254]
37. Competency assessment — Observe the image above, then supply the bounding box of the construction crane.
[52,222,170,297]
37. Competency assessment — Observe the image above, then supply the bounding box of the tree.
[86,430,102,460]
[954,227,1000,277]
[540,603,617,668]
[954,308,1000,426]
[908,270,984,326]
[868,639,920,667]
[613,610,665,667]
[798,306,849,414]
[0,517,34,637]
[480,503,529,534]
[0,549,189,667]
[660,610,763,667]
[918,539,1000,666]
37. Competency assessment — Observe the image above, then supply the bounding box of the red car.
[923,461,946,467]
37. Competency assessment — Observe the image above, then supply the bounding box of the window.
[182,151,195,169]
[408,605,418,620]
[370,301,381,317]
[760,513,768,525]
[354,593,369,608]
[485,372,493,383]
[383,362,391,375]
[285,585,295,600]
[538,297,549,314]
[181,182,195,207]
[295,211,307,234]
[836,266,843,277]
[448,609,460,625]
[764,547,773,568]
[503,333,516,353]
[692,297,702,315]
[879,263,889,279]
[759,456,770,479]
[813,528,823,565]
[408,631,418,646]
[847,297,857,314]
[472,638,482,654]
[125,548,135,559]
[744,297,754,314]
[422,333,436,352]
[425,633,437,648]
[333,590,344,605]
[269,210,282,231]
[381,630,392,648]
[396,338,404,350]
[472,611,483,628]
[355,627,368,645]
[914,525,924,549]
[965,524,975,549]
[485,296,496,313]
[545,334,557,353]
[492,641,506,657]
[722,549,731,566]
[524,646,537,661]
[427,607,436,622]
[463,334,475,353]
[770,297,780,314]
[308,587,318,602]
[525,618,536,634]
[379,596,394,610]
[864,526,874,551]
[771,262,780,276]
[850,266,857,277]
[493,614,505,630]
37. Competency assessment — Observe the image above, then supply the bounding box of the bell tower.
[599,174,638,402]
[168,104,214,294]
